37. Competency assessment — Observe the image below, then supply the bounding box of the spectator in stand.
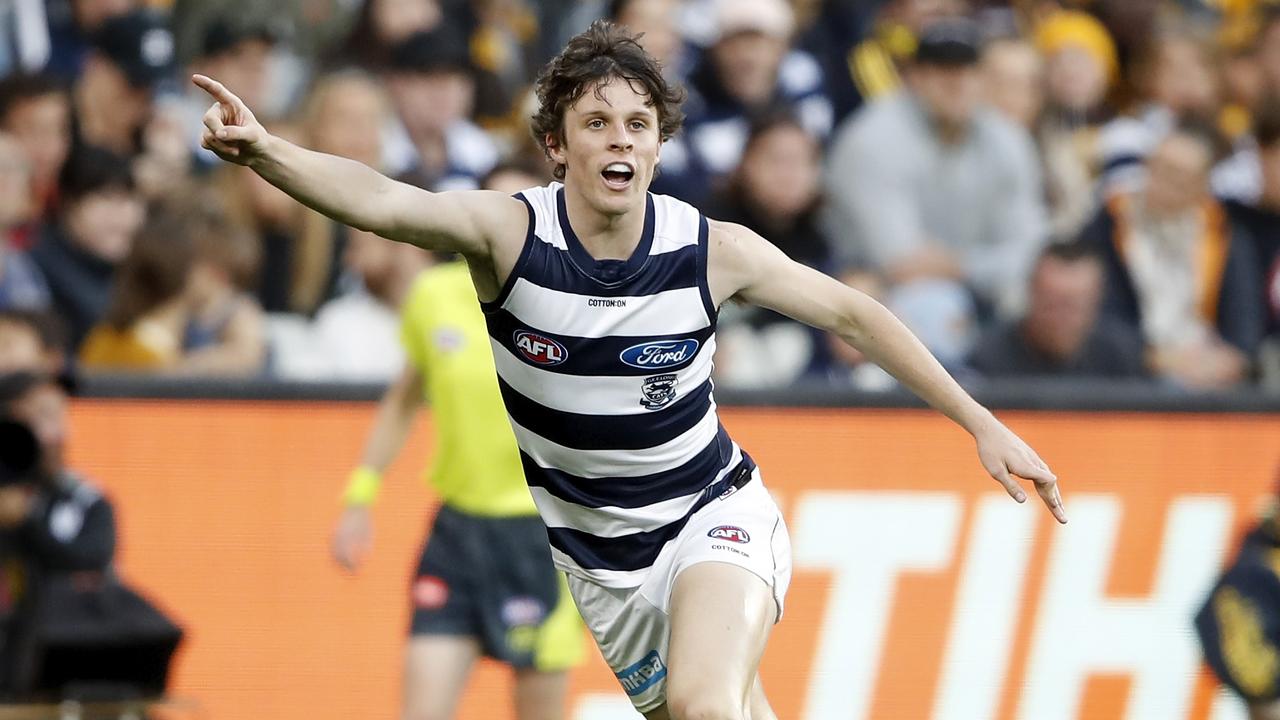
[80,199,266,376]
[1032,9,1120,240]
[42,0,138,82]
[825,16,1047,364]
[980,36,1045,132]
[1081,121,1264,390]
[381,25,498,192]
[305,68,389,172]
[712,112,835,388]
[70,9,176,158]
[967,243,1146,380]
[293,230,430,382]
[334,0,447,71]
[1223,97,1280,355]
[29,146,142,351]
[608,0,687,80]
[0,74,72,225]
[0,310,64,375]
[679,0,833,207]
[806,0,967,123]
[1097,27,1226,200]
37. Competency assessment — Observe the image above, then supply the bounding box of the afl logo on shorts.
[514,330,567,366]
[412,575,449,609]
[708,525,750,544]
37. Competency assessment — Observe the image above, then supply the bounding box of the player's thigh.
[403,634,482,720]
[512,668,570,720]
[665,561,776,716]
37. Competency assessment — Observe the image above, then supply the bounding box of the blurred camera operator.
[0,370,115,696]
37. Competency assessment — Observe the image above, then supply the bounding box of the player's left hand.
[974,419,1066,524]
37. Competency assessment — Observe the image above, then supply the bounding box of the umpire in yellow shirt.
[331,249,584,720]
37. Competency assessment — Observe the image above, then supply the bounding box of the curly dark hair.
[530,20,685,180]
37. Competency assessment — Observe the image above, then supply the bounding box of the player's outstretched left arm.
[708,221,1066,524]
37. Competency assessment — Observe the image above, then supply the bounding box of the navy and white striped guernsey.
[480,182,757,588]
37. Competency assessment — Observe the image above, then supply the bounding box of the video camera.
[0,419,39,487]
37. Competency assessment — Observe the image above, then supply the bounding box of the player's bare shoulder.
[440,189,531,301]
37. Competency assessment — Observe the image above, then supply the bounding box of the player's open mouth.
[601,162,635,190]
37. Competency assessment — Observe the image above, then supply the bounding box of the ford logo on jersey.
[619,339,699,369]
[514,331,567,366]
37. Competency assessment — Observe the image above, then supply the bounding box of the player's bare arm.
[192,74,525,298]
[707,220,1067,524]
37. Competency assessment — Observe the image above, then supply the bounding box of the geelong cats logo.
[640,374,678,410]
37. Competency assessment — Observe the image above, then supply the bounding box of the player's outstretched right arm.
[193,74,515,262]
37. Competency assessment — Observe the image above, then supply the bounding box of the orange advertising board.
[63,400,1279,719]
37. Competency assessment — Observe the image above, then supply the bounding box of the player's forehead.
[565,76,657,119]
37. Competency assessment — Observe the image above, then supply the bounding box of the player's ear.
[546,133,567,166]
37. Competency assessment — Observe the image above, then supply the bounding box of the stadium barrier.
[62,383,1280,720]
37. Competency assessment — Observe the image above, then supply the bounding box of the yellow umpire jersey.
[401,261,537,518]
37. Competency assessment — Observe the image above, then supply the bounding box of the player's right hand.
[192,73,269,166]
[331,506,373,572]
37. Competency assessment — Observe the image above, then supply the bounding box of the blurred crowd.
[0,0,1278,393]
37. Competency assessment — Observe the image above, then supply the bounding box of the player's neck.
[562,186,646,260]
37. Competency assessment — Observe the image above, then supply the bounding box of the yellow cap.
[1034,11,1120,83]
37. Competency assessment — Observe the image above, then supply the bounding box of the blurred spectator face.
[981,39,1044,128]
[343,230,426,302]
[1,90,70,197]
[0,134,32,228]
[1143,131,1212,218]
[909,63,983,128]
[1045,46,1108,113]
[738,122,819,221]
[64,187,144,263]
[7,380,67,477]
[615,0,681,73]
[79,56,151,151]
[1146,37,1218,118]
[373,0,442,45]
[712,31,787,108]
[198,37,274,115]
[389,69,474,138]
[72,0,135,31]
[309,73,387,169]
[1023,253,1103,361]
[0,320,43,374]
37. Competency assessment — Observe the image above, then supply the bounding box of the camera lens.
[0,419,39,483]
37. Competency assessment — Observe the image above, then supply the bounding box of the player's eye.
[588,119,605,129]
[629,121,647,131]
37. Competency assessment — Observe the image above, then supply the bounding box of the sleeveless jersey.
[481,183,756,588]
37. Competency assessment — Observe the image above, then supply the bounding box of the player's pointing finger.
[192,74,243,111]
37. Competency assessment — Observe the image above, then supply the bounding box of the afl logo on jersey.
[708,526,750,543]
[620,339,699,369]
[514,331,567,366]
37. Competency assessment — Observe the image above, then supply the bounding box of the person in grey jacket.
[824,16,1047,363]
